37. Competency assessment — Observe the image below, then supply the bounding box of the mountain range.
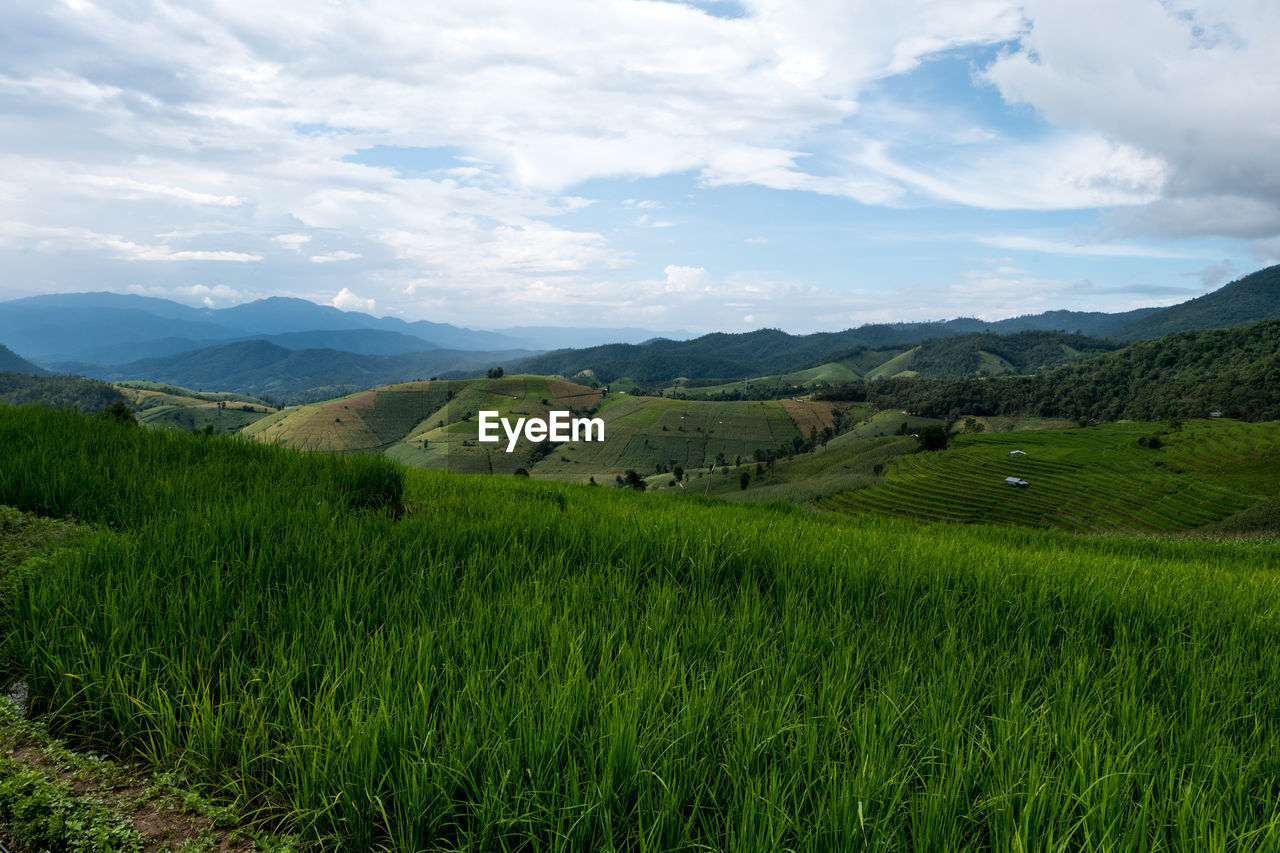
[512,265,1280,382]
[2,263,1278,400]
[57,340,536,404]
[0,292,691,364]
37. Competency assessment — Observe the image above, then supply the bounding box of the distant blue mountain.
[0,292,524,362]
[56,339,535,403]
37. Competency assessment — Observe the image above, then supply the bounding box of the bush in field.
[95,399,136,425]
[916,424,950,451]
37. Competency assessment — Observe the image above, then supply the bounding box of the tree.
[739,471,750,490]
[487,366,504,379]
[96,399,136,425]
[916,424,950,452]
[673,465,684,482]
[623,469,647,491]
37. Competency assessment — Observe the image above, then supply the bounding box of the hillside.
[0,344,45,375]
[544,329,1119,393]
[114,381,275,434]
[0,370,124,413]
[1117,264,1280,340]
[817,420,1266,534]
[58,340,536,403]
[820,316,1280,423]
[516,327,1120,385]
[244,375,862,481]
[5,406,1280,849]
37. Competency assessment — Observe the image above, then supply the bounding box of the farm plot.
[244,398,383,452]
[819,424,1258,533]
[1161,419,1280,494]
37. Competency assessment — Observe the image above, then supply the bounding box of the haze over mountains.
[2,264,1279,402]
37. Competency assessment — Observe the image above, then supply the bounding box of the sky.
[2,0,1278,334]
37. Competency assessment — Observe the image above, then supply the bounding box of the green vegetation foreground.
[3,404,1280,850]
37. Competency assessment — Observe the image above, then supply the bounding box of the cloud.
[310,250,361,263]
[273,233,311,251]
[331,287,376,314]
[1249,236,1280,266]
[124,282,255,308]
[662,265,712,292]
[0,1,1270,324]
[76,175,242,206]
[0,221,262,261]
[634,215,675,228]
[982,0,1280,237]
[1187,260,1237,289]
[976,234,1210,260]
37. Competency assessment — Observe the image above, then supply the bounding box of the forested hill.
[829,317,1280,422]
[516,327,1120,384]
[0,344,46,375]
[59,340,537,404]
[514,329,867,382]
[905,330,1118,379]
[0,370,124,413]
[1116,264,1280,341]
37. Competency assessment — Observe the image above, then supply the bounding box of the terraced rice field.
[531,397,807,480]
[117,384,273,434]
[818,422,1261,533]
[1161,419,1280,495]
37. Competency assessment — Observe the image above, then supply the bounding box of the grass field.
[5,403,1280,850]
[818,420,1269,534]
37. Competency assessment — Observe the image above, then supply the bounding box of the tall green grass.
[4,403,1280,850]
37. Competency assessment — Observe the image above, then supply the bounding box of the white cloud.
[331,287,376,314]
[634,215,675,228]
[273,233,311,251]
[0,0,1272,323]
[662,265,712,292]
[982,0,1280,236]
[0,221,262,262]
[976,234,1210,260]
[124,282,255,308]
[310,250,361,263]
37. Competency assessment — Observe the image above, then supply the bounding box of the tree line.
[815,319,1280,422]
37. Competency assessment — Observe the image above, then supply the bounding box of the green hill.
[5,406,1280,849]
[817,420,1266,534]
[830,316,1280,423]
[245,375,865,482]
[1118,264,1280,341]
[59,340,537,403]
[0,370,123,413]
[114,381,274,434]
[520,328,1119,388]
[0,344,46,375]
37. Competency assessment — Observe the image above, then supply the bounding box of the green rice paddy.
[3,404,1280,850]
